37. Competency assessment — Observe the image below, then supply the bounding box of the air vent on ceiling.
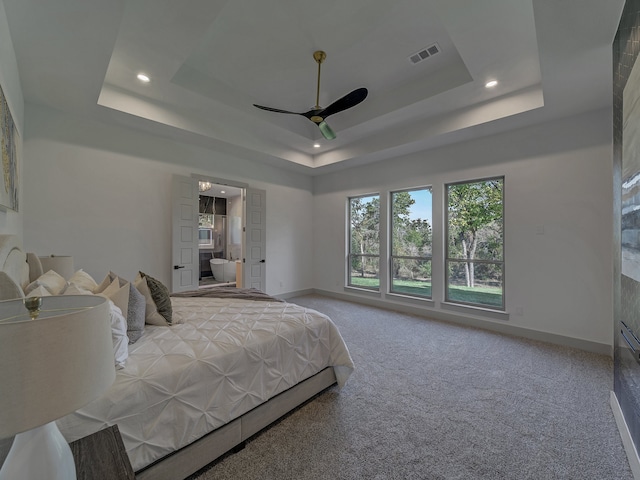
[408,43,440,65]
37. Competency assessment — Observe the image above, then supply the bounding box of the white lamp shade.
[38,255,74,280]
[0,295,115,438]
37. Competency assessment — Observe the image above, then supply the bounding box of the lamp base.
[0,422,76,480]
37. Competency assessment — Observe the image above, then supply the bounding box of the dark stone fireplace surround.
[615,0,640,461]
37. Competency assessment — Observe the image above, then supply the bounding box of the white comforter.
[57,297,354,471]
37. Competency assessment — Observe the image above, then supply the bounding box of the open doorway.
[197,181,244,288]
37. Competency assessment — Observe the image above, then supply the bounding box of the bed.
[0,235,354,479]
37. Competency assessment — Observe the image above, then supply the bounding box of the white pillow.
[60,286,129,368]
[62,284,93,296]
[24,270,67,295]
[25,285,52,298]
[93,274,111,294]
[107,300,129,369]
[68,269,99,292]
[101,277,130,320]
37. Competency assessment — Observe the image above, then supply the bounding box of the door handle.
[174,265,185,270]
[260,259,266,263]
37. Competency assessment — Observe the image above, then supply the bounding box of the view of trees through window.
[446,177,504,309]
[349,195,380,290]
[347,178,504,311]
[390,188,432,297]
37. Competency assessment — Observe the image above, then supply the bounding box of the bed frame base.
[231,442,246,454]
[135,367,337,480]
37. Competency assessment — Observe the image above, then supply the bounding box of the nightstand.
[69,425,135,480]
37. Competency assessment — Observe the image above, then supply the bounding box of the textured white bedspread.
[57,298,354,471]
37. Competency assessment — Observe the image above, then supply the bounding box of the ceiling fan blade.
[320,87,368,118]
[253,104,301,115]
[253,52,366,142]
[318,120,336,140]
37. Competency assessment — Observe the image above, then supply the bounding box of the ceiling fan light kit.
[318,120,336,140]
[253,50,367,140]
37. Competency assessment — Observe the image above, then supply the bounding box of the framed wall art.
[0,81,18,212]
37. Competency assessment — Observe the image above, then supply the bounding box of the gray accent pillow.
[126,283,146,343]
[108,271,146,342]
[139,271,172,325]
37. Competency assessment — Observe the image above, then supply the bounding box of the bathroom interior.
[198,181,244,287]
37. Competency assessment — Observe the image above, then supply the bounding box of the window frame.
[347,194,381,291]
[444,176,505,310]
[388,186,433,299]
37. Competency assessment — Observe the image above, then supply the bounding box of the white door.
[244,188,266,291]
[171,175,199,292]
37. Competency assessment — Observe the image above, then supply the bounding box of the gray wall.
[20,104,315,296]
[312,109,614,351]
[0,0,619,354]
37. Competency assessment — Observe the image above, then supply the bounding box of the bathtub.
[209,258,237,283]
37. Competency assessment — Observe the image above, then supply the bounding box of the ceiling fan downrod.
[252,49,367,141]
[312,50,326,121]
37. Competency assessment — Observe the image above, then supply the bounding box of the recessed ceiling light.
[485,80,498,88]
[220,190,226,194]
[313,143,321,148]
[137,73,150,83]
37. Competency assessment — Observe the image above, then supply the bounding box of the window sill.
[440,301,510,321]
[386,292,435,308]
[344,286,382,297]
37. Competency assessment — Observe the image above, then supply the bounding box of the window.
[390,188,432,298]
[348,195,380,290]
[445,177,504,309]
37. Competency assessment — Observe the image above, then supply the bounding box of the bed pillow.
[101,277,130,321]
[62,283,93,295]
[60,285,129,368]
[25,285,51,298]
[139,271,172,325]
[134,273,169,326]
[24,270,67,295]
[124,284,145,343]
[107,272,145,343]
[0,271,24,300]
[108,301,129,369]
[94,274,112,294]
[68,269,99,292]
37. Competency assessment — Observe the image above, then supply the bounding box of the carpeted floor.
[191,294,632,480]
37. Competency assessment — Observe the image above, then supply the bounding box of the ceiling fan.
[253,51,368,140]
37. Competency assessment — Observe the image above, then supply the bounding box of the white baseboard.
[307,289,611,356]
[610,391,640,479]
[276,288,315,301]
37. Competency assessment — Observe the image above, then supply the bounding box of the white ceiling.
[199,182,242,199]
[3,0,625,175]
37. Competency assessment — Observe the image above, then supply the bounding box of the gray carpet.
[192,294,632,480]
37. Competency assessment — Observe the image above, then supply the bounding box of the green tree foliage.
[350,196,380,278]
[447,179,503,288]
[391,190,432,280]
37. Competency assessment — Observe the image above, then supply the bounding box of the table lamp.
[0,295,115,480]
